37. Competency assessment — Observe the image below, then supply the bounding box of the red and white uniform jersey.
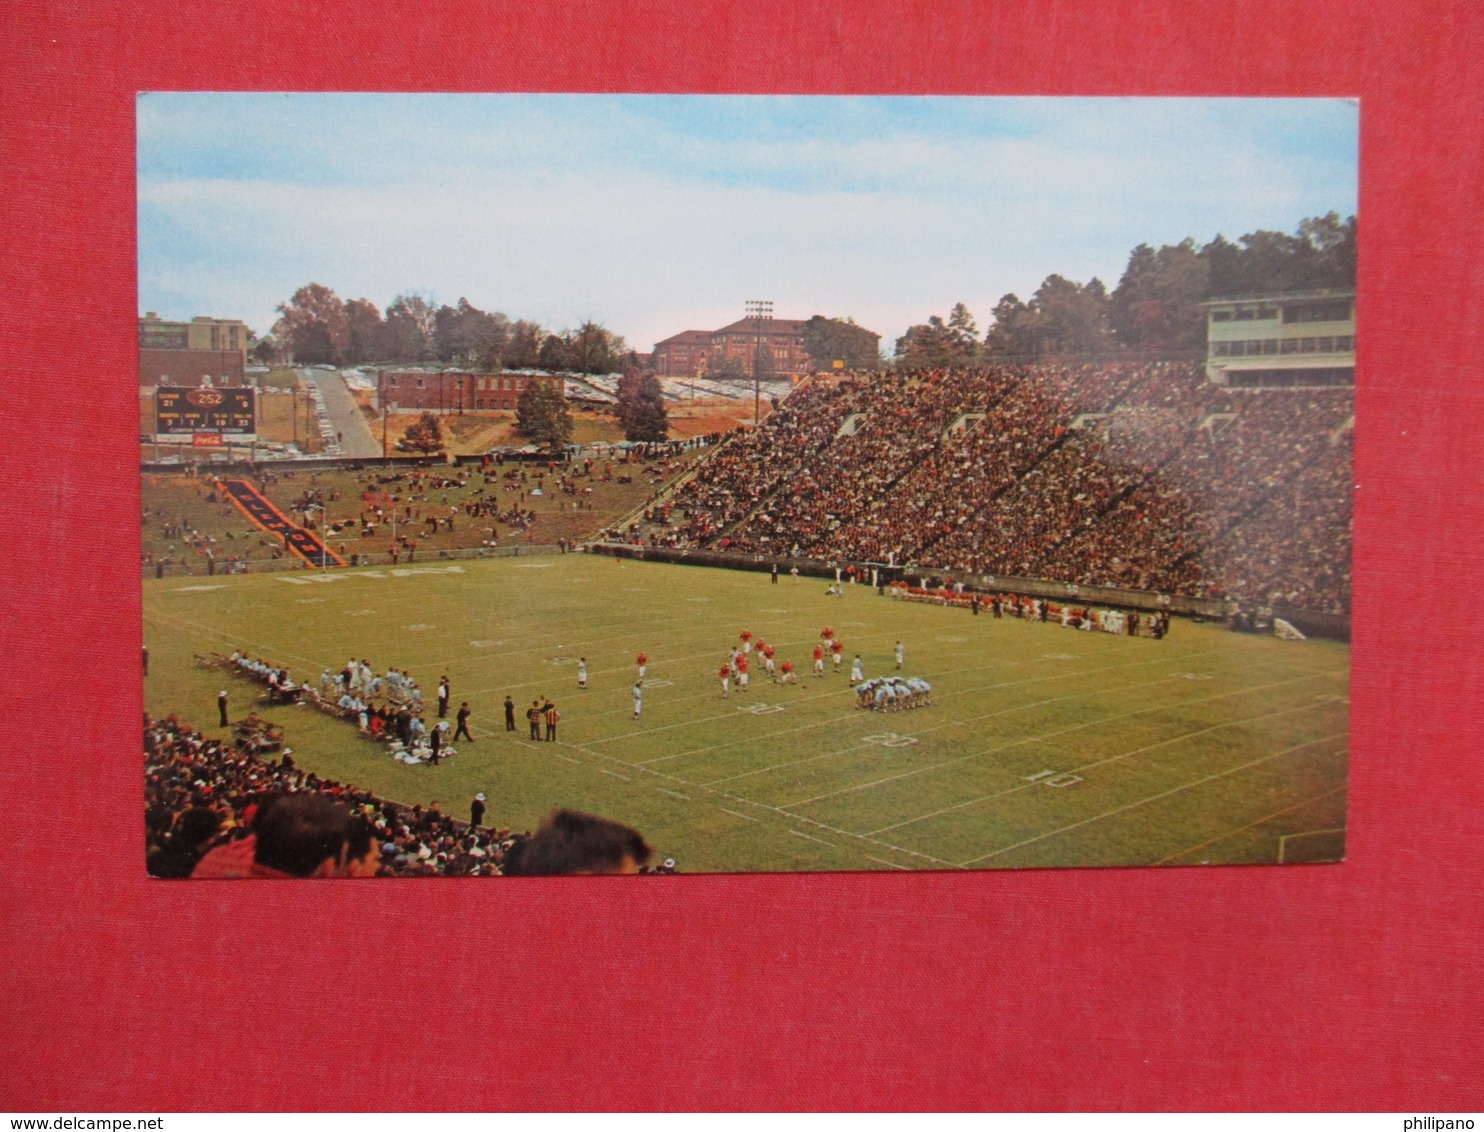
[736,656,748,674]
[830,641,843,655]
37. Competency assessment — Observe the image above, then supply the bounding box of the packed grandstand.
[620,362,1352,617]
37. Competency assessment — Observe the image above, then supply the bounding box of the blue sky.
[138,94,1357,353]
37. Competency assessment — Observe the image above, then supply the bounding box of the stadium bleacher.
[626,363,1353,616]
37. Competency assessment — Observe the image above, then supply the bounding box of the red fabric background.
[2,0,1481,1112]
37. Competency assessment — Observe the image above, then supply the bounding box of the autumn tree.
[384,293,437,361]
[273,283,349,365]
[344,298,384,365]
[507,320,544,369]
[537,333,571,372]
[514,377,572,451]
[400,411,445,454]
[615,368,669,442]
[567,321,627,375]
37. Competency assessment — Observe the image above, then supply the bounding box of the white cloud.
[138,95,1356,348]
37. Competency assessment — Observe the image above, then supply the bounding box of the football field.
[143,554,1349,872]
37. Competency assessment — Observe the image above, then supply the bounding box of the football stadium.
[139,97,1355,878]
[143,354,1352,877]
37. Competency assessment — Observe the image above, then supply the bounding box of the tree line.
[260,284,631,375]
[894,212,1357,368]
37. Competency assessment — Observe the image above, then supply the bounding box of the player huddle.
[854,676,932,712]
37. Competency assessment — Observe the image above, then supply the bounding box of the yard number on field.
[1025,769,1083,788]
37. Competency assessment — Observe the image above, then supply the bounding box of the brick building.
[375,369,562,412]
[652,316,878,379]
[138,313,250,386]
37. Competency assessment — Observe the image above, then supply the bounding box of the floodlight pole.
[746,299,772,427]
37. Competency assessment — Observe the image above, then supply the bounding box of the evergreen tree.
[514,377,572,451]
[616,369,669,441]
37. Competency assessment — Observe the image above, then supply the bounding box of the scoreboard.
[154,386,256,442]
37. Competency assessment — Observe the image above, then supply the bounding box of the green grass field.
[143,554,1349,872]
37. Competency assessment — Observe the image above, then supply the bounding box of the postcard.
[140,94,1356,877]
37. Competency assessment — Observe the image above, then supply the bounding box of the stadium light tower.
[745,299,772,427]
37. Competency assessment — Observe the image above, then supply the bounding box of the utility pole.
[745,299,772,428]
[380,370,389,465]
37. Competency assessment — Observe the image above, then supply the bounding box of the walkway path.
[302,368,382,458]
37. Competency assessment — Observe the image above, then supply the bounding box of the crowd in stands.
[145,712,516,876]
[627,363,1352,615]
[145,712,674,877]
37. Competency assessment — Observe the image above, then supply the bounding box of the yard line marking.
[598,768,631,780]
[958,733,1347,867]
[143,606,329,673]
[786,669,1336,812]
[551,753,581,764]
[718,808,756,821]
[866,857,911,870]
[635,647,1233,764]
[547,738,962,868]
[771,667,1317,813]
[789,830,833,846]
[1156,788,1348,865]
[658,788,693,801]
[866,702,1342,835]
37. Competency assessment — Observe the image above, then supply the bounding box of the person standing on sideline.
[632,681,643,719]
[142,645,149,677]
[454,702,473,742]
[470,792,486,828]
[790,565,799,582]
[544,701,559,741]
[218,690,229,728]
[895,641,905,669]
[527,701,542,740]
[771,563,779,584]
[577,657,588,690]
[504,695,516,732]
[437,676,450,718]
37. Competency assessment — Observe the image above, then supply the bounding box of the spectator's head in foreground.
[254,793,377,877]
[502,809,652,876]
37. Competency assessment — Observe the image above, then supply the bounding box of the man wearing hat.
[217,690,229,728]
[470,792,486,828]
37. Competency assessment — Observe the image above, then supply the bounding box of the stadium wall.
[589,542,1351,640]
[142,541,563,578]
